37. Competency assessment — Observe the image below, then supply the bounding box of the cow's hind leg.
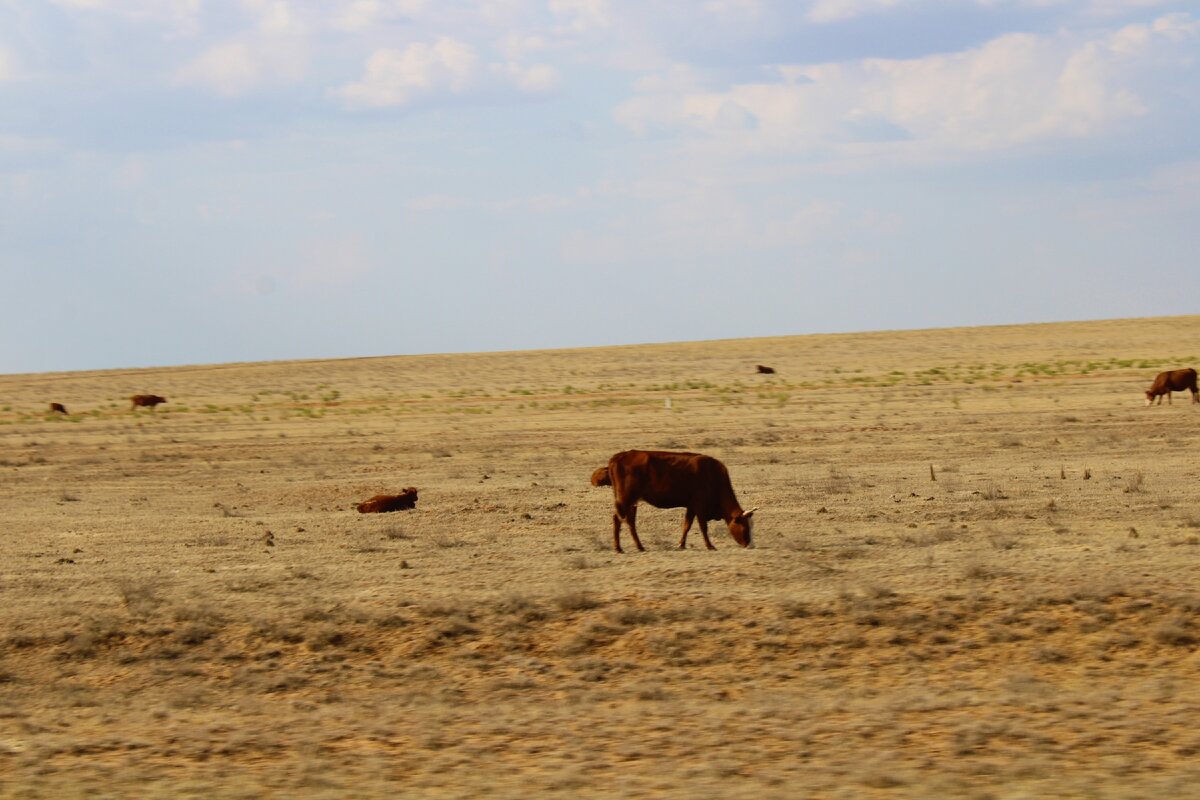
[612,507,624,553]
[679,510,695,550]
[698,518,716,550]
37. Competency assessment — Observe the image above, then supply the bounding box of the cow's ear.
[744,507,758,519]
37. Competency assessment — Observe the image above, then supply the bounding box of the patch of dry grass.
[3,315,1200,798]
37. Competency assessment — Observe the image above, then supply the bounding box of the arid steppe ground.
[2,316,1200,799]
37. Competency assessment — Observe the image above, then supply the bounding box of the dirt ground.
[2,315,1199,799]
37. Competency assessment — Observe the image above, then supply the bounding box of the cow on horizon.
[49,403,68,415]
[130,394,167,411]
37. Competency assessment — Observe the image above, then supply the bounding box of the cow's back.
[1151,369,1197,392]
[609,450,726,517]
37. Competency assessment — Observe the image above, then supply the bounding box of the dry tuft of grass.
[1124,471,1146,494]
[115,578,165,616]
[554,591,604,612]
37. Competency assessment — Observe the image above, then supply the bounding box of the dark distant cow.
[756,365,776,375]
[593,450,756,553]
[357,488,419,513]
[1145,369,1198,406]
[49,403,68,415]
[130,394,167,411]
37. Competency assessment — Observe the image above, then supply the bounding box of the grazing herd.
[31,364,1196,553]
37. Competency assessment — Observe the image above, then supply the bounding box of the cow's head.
[728,508,756,547]
[1145,390,1155,406]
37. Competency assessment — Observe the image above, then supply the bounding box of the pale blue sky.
[2,0,1197,373]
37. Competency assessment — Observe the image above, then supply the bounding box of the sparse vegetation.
[1,317,1199,798]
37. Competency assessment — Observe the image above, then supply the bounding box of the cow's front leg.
[1168,392,1173,405]
[625,504,645,551]
[679,510,695,549]
[612,510,624,553]
[698,518,716,550]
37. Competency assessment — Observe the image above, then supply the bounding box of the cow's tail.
[590,466,612,487]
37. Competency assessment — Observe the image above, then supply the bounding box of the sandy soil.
[1,315,1199,799]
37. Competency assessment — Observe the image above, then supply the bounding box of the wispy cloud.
[0,45,15,81]
[806,0,907,24]
[549,0,610,33]
[330,0,428,32]
[616,13,1196,162]
[336,37,478,108]
[174,38,307,95]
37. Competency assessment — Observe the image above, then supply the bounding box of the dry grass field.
[2,315,1200,799]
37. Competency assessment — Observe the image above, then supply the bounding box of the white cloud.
[809,0,1181,23]
[47,0,203,33]
[549,0,610,32]
[493,61,561,93]
[242,0,303,36]
[332,0,386,32]
[616,13,1196,159]
[806,0,906,24]
[330,0,427,32]
[175,42,259,95]
[174,39,306,95]
[0,47,14,81]
[497,33,552,61]
[704,0,762,18]
[337,38,478,108]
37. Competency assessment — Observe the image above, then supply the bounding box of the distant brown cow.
[756,365,776,375]
[130,394,167,411]
[49,403,68,415]
[357,488,419,513]
[594,450,756,553]
[1145,369,1198,406]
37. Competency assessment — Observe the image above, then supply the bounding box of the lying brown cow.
[756,364,776,375]
[1145,368,1198,406]
[594,450,755,553]
[357,488,419,513]
[131,394,167,411]
[49,403,68,415]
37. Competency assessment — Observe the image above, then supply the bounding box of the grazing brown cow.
[49,403,68,415]
[756,364,776,375]
[1145,369,1199,406]
[357,488,419,513]
[595,450,756,553]
[130,394,167,411]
